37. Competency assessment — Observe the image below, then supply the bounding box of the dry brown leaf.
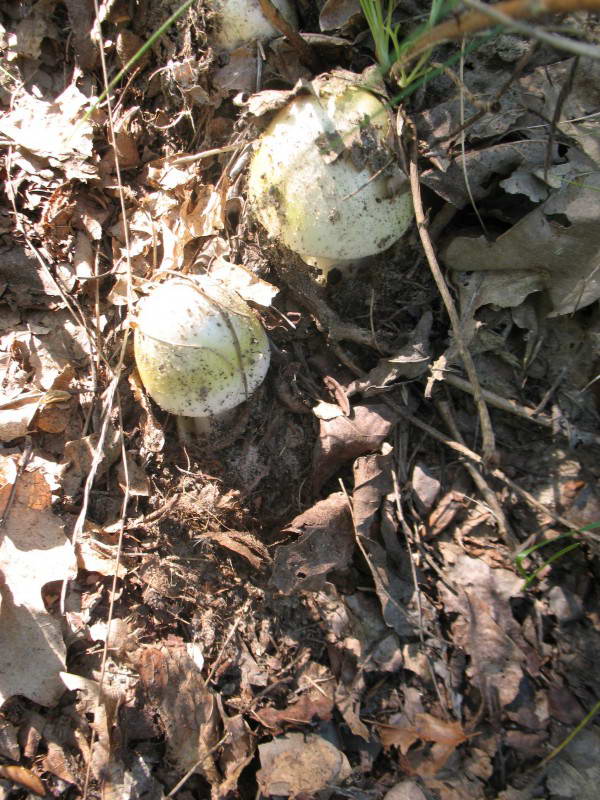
[0,84,97,181]
[376,720,420,753]
[443,172,600,316]
[313,402,397,492]
[216,697,256,799]
[0,458,76,705]
[353,451,416,637]
[75,528,127,578]
[0,393,39,442]
[0,765,45,797]
[438,548,540,708]
[256,662,335,732]
[134,639,220,783]
[117,451,150,497]
[272,492,355,594]
[199,530,270,570]
[414,713,468,747]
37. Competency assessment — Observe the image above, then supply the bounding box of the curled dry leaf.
[312,402,397,492]
[0,765,45,797]
[198,530,271,570]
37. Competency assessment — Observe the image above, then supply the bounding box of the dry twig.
[407,137,497,463]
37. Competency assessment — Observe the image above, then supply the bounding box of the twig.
[205,599,251,685]
[330,342,583,539]
[392,0,600,81]
[407,137,496,463]
[544,56,579,181]
[166,734,229,797]
[258,0,320,71]
[390,469,453,711]
[435,396,518,549]
[444,372,600,447]
[437,41,538,144]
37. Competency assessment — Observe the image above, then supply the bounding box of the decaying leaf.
[353,452,416,637]
[133,639,220,783]
[312,402,397,492]
[0,84,97,181]
[443,172,600,316]
[0,457,75,705]
[216,696,256,800]
[272,492,355,594]
[257,732,351,798]
[438,547,540,708]
[198,530,271,570]
[256,662,335,732]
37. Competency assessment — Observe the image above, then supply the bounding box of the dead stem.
[435,396,518,549]
[407,136,497,463]
[392,0,600,82]
[444,372,600,448]
[258,0,320,71]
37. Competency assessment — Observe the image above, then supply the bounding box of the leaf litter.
[1,2,600,800]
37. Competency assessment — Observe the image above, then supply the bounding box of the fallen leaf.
[210,258,278,307]
[351,312,433,392]
[0,393,39,442]
[272,492,355,594]
[353,452,416,637]
[412,463,441,514]
[198,530,270,570]
[414,713,468,747]
[257,662,335,731]
[117,451,150,497]
[438,547,540,708]
[257,732,351,798]
[0,83,97,181]
[133,639,220,783]
[0,457,76,705]
[313,402,397,492]
[216,696,256,799]
[443,172,600,316]
[0,765,45,796]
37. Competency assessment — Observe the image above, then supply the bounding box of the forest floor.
[1,1,600,799]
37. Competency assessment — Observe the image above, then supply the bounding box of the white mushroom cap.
[247,78,413,264]
[134,277,270,417]
[212,0,298,51]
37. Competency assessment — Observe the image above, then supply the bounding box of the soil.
[1,1,600,799]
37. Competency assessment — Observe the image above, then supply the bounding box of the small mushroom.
[134,276,270,441]
[212,0,298,51]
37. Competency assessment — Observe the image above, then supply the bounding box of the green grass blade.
[85,0,196,119]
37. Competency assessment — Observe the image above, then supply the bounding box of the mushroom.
[247,73,413,276]
[212,0,298,51]
[134,276,270,441]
